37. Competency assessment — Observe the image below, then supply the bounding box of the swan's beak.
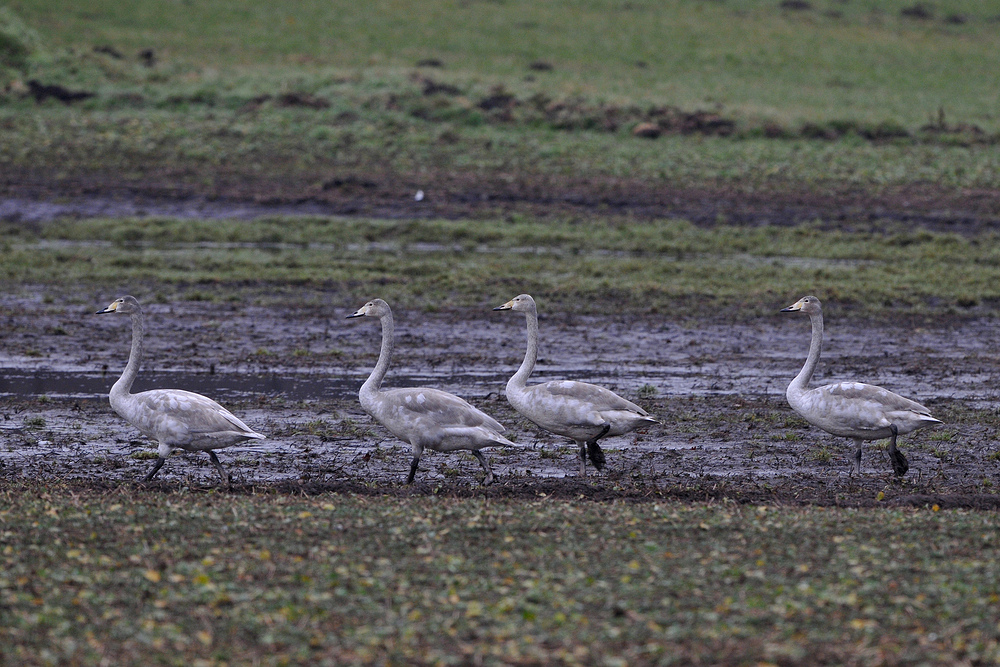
[346,306,366,318]
[780,300,804,313]
[96,301,119,314]
[493,300,513,311]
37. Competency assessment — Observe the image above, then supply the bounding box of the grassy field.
[8,0,1000,130]
[3,214,1000,318]
[4,2,1000,664]
[3,0,1000,194]
[2,483,999,665]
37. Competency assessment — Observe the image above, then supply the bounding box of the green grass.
[4,7,1000,665]
[3,1,1000,197]
[1,483,998,665]
[3,215,1000,318]
[8,0,1000,131]
[3,106,1000,194]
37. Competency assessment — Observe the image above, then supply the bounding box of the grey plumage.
[493,294,659,476]
[97,296,264,484]
[348,299,516,485]
[781,295,941,476]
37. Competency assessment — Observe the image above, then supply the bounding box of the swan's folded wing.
[135,389,263,437]
[540,380,648,415]
[383,387,505,432]
[823,382,933,416]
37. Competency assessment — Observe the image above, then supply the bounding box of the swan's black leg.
[208,451,231,485]
[143,456,166,482]
[887,424,909,477]
[853,440,863,476]
[472,451,494,486]
[407,456,420,484]
[587,424,611,471]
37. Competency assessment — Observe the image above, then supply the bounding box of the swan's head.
[780,295,822,315]
[96,295,142,315]
[347,298,391,319]
[493,293,536,313]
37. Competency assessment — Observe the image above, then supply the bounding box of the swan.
[96,296,265,484]
[781,295,941,476]
[493,294,658,476]
[347,298,516,485]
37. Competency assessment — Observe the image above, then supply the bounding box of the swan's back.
[115,388,264,449]
[791,381,940,439]
[364,386,510,445]
[512,379,654,439]
[539,380,649,415]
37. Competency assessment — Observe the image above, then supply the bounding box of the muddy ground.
[3,174,1000,506]
[3,170,1000,235]
[3,288,1000,508]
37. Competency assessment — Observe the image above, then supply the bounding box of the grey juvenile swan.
[781,295,941,476]
[347,298,516,485]
[494,294,658,476]
[97,296,265,484]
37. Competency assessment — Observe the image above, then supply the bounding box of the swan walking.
[493,294,658,476]
[97,296,265,484]
[781,295,941,476]
[347,299,516,485]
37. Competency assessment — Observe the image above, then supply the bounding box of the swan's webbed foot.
[406,456,420,484]
[208,451,232,486]
[472,450,494,486]
[851,441,863,476]
[889,451,909,477]
[588,441,606,471]
[887,425,908,477]
[586,424,610,471]
[142,456,166,482]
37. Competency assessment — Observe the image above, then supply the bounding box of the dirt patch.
[3,295,998,506]
[3,170,1000,235]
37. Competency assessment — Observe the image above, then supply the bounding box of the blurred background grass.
[5,0,1000,132]
[3,0,1000,313]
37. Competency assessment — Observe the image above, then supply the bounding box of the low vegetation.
[2,484,999,665]
[3,215,1000,318]
[2,1,1000,197]
[3,3,1000,664]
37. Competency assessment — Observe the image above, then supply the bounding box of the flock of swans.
[95,293,941,486]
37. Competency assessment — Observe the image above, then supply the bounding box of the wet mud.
[3,293,1000,507]
[4,171,1000,235]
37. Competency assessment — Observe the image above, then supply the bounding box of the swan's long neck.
[508,306,538,394]
[789,310,823,397]
[361,311,394,403]
[111,310,144,405]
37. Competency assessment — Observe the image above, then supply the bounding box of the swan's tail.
[444,426,521,448]
[489,431,520,447]
[906,413,943,431]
